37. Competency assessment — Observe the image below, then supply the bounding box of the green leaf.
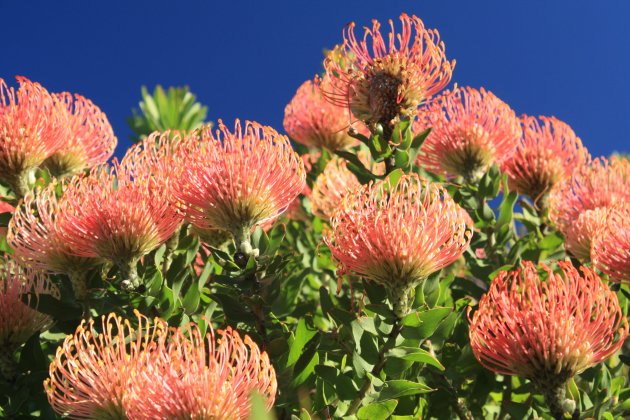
[248,392,276,420]
[292,339,319,386]
[357,400,398,420]
[411,127,431,149]
[377,380,433,401]
[287,318,318,367]
[387,347,445,370]
[385,168,404,189]
[401,307,452,339]
[212,293,255,322]
[497,191,518,229]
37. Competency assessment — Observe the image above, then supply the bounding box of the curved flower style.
[174,120,306,247]
[0,256,59,379]
[322,13,454,131]
[592,204,630,283]
[0,77,63,196]
[562,207,607,262]
[469,262,628,414]
[284,78,361,150]
[548,156,630,234]
[7,183,101,299]
[43,92,117,177]
[45,312,168,419]
[126,324,277,420]
[501,115,589,204]
[325,173,472,316]
[311,157,360,221]
[415,87,521,181]
[60,165,182,288]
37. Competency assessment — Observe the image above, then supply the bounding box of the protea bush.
[0,13,628,420]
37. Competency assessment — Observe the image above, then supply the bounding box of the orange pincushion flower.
[0,255,59,378]
[60,165,182,287]
[284,78,362,150]
[469,262,627,394]
[324,173,472,315]
[501,115,590,203]
[45,312,168,419]
[8,183,99,273]
[0,77,63,195]
[8,183,100,298]
[548,156,630,234]
[44,92,117,176]
[562,207,607,262]
[126,324,277,420]
[311,157,360,221]
[174,120,306,241]
[415,87,521,181]
[322,14,454,131]
[592,203,630,283]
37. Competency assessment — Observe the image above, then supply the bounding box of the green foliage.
[127,85,209,141]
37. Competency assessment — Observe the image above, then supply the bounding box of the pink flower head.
[502,115,590,204]
[592,203,630,283]
[127,324,277,420]
[0,77,63,195]
[44,92,117,176]
[322,14,454,130]
[0,255,59,377]
[59,164,182,280]
[174,120,306,239]
[311,157,360,221]
[324,173,472,315]
[8,183,100,277]
[284,77,363,150]
[415,87,521,181]
[548,156,630,234]
[469,262,628,386]
[45,311,168,419]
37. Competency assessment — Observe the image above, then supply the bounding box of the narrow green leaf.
[357,400,398,420]
[287,318,318,367]
[376,379,433,401]
[387,347,445,370]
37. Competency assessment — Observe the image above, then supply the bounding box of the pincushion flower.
[60,164,183,288]
[126,324,277,420]
[8,182,101,300]
[322,13,454,133]
[592,203,630,283]
[0,77,63,197]
[415,87,521,181]
[43,92,117,177]
[311,157,360,221]
[325,173,472,316]
[501,115,589,204]
[174,120,306,253]
[469,262,628,418]
[45,312,168,419]
[548,156,630,234]
[562,207,607,262]
[0,256,59,379]
[284,77,363,151]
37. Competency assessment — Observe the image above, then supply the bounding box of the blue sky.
[3,1,629,158]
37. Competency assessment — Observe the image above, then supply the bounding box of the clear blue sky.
[3,1,629,158]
